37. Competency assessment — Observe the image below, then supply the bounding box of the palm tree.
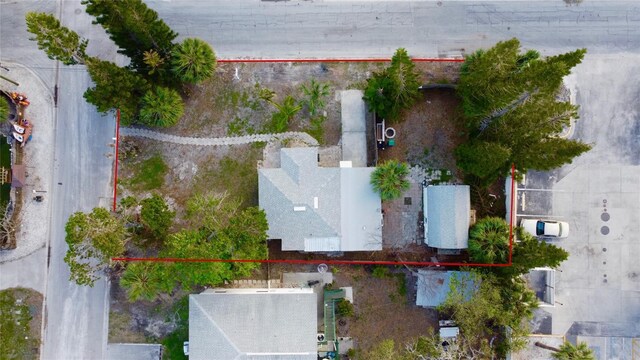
[535,341,595,360]
[300,79,330,117]
[370,160,410,201]
[468,217,510,264]
[139,86,184,127]
[171,38,216,84]
[120,262,171,302]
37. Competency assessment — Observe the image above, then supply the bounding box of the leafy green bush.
[336,298,354,317]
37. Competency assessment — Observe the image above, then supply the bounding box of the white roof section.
[189,288,317,360]
[259,147,382,252]
[423,185,470,249]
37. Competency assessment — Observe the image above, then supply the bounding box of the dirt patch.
[335,266,437,353]
[108,277,186,344]
[378,88,465,173]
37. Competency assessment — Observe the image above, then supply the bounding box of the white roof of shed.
[423,185,470,249]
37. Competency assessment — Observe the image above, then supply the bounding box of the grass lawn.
[126,154,168,192]
[0,288,42,359]
[161,296,189,360]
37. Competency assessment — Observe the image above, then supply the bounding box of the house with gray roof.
[259,147,383,252]
[423,185,471,250]
[189,288,317,360]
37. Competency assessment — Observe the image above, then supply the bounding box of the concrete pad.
[106,344,161,360]
[340,90,366,133]
[341,132,367,167]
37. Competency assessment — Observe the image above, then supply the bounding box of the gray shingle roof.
[189,289,317,360]
[259,147,382,252]
[423,185,470,249]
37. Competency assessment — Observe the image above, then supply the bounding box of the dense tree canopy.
[456,38,591,184]
[139,193,175,239]
[82,0,177,72]
[83,57,150,125]
[120,193,269,301]
[64,207,126,286]
[496,229,569,278]
[363,48,422,121]
[26,12,87,65]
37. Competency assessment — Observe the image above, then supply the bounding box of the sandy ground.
[0,62,54,263]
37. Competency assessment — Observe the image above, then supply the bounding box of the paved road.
[2,1,640,359]
[148,0,640,58]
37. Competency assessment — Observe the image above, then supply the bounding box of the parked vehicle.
[521,219,570,239]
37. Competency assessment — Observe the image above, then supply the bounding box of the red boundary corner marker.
[112,57,521,268]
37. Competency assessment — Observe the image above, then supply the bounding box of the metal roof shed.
[423,185,470,249]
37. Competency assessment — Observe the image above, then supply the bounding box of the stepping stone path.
[120,127,319,147]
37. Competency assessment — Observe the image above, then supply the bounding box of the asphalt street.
[1,1,639,359]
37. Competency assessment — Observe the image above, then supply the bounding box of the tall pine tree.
[83,57,150,125]
[456,39,590,184]
[26,12,88,65]
[82,0,177,72]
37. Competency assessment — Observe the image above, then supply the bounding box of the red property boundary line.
[112,57,517,268]
[218,58,464,63]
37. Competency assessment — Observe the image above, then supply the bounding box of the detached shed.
[423,185,470,250]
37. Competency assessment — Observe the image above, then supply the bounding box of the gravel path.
[120,127,319,146]
[0,63,55,263]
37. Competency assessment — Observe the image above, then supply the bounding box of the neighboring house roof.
[416,270,477,308]
[423,185,470,249]
[259,147,382,252]
[189,288,317,360]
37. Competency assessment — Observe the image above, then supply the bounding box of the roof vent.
[314,197,319,209]
[294,206,306,212]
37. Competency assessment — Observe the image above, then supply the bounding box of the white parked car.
[521,219,570,239]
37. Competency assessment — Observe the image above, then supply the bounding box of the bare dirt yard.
[112,61,463,349]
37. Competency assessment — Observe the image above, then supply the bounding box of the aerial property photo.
[1,1,639,360]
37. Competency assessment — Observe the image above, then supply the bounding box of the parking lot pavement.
[519,55,640,346]
[106,344,161,360]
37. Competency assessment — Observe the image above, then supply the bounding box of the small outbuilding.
[415,269,477,308]
[423,185,470,250]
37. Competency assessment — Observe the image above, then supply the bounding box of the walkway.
[120,127,319,147]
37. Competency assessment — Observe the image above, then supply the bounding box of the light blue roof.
[416,270,477,308]
[423,185,470,249]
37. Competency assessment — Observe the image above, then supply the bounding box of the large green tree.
[139,86,184,127]
[468,217,510,264]
[140,193,175,239]
[370,160,411,201]
[84,57,150,125]
[363,48,422,121]
[456,38,590,184]
[64,207,126,286]
[25,12,87,65]
[497,229,569,278]
[171,38,217,84]
[82,0,177,72]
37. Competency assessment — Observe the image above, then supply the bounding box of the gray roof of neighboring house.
[189,289,317,360]
[416,270,476,308]
[259,147,382,252]
[423,185,470,249]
